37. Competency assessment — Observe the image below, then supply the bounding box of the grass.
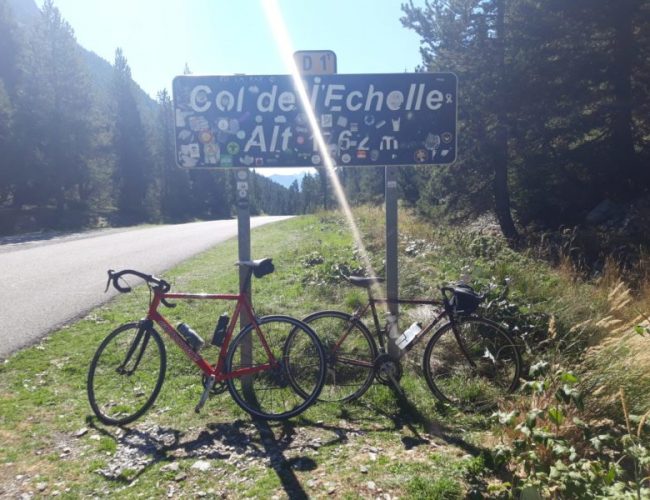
[0,207,648,498]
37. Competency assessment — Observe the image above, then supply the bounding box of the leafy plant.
[491,365,650,498]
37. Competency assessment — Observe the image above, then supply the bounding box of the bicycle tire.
[423,316,521,411]
[87,322,167,425]
[300,310,378,403]
[225,315,325,420]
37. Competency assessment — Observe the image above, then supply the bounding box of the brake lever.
[157,280,176,308]
[161,298,177,308]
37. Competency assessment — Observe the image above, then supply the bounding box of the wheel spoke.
[424,317,520,411]
[226,316,325,420]
[87,323,166,425]
[302,311,377,403]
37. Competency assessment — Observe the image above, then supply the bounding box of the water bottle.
[211,313,229,346]
[177,323,204,352]
[396,322,422,350]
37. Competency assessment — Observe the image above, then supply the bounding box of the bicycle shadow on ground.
[84,382,503,494]
[359,384,486,458]
[350,383,515,491]
[86,414,350,491]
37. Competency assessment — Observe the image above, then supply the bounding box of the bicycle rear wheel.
[225,315,325,420]
[301,310,377,402]
[87,322,166,425]
[423,317,520,411]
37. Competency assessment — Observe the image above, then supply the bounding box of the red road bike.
[87,258,326,425]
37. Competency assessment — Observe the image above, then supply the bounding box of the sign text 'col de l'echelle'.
[172,73,457,168]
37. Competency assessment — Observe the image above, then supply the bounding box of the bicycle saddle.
[348,276,385,288]
[236,258,275,278]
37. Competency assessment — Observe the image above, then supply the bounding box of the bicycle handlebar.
[105,269,176,307]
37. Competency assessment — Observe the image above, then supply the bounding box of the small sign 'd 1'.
[293,50,337,75]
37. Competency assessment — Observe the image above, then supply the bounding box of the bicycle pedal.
[195,375,215,413]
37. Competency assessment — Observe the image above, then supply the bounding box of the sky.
[44,0,424,97]
[42,0,426,175]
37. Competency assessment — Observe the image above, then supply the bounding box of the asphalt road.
[0,217,291,360]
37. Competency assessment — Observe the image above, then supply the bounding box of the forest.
[0,0,311,235]
[1,0,649,259]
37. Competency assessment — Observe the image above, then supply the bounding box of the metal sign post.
[236,168,251,307]
[385,167,400,359]
[236,168,253,395]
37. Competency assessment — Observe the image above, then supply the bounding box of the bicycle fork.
[195,375,215,413]
[117,320,152,376]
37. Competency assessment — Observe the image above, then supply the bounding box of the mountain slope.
[8,0,157,115]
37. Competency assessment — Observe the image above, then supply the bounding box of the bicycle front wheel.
[301,310,378,403]
[225,316,325,420]
[423,317,520,411]
[87,322,166,425]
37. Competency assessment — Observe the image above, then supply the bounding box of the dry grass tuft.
[580,280,650,414]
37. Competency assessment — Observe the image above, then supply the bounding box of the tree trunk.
[319,167,328,210]
[493,127,518,241]
[494,0,519,243]
[610,0,643,193]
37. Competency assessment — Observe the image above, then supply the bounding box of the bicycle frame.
[349,296,448,356]
[371,296,479,368]
[146,287,278,383]
[329,283,476,371]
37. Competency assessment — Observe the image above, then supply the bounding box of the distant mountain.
[267,172,308,189]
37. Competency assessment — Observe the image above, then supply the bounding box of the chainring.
[373,353,403,385]
[202,374,228,395]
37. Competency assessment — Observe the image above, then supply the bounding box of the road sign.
[172,72,457,169]
[294,50,337,75]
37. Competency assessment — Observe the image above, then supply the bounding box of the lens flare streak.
[261,0,386,303]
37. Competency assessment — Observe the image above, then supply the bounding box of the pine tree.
[112,47,150,221]
[12,0,93,210]
[156,89,192,220]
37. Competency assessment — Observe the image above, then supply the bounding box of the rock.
[174,472,187,482]
[74,428,88,438]
[367,481,377,491]
[160,462,180,473]
[586,199,623,225]
[36,483,47,492]
[191,460,211,472]
[360,466,368,474]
